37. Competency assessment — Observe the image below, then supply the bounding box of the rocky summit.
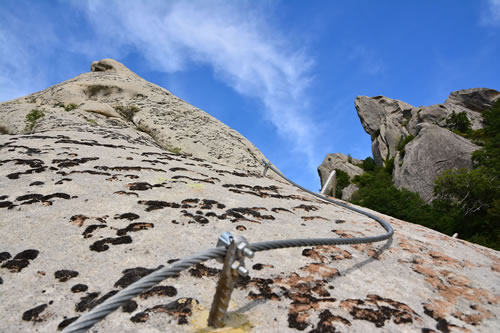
[354,88,500,202]
[1,60,499,332]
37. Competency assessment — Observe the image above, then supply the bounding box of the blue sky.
[1,0,499,191]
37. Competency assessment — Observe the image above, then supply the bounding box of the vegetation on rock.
[445,111,472,134]
[25,109,45,133]
[333,169,350,198]
[115,105,140,122]
[351,100,500,250]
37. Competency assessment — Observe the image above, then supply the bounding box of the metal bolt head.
[237,266,249,277]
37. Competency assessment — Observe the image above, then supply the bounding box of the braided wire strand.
[62,159,393,333]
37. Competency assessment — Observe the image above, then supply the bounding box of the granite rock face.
[1,61,500,333]
[354,88,499,201]
[0,58,269,175]
[317,153,363,200]
[394,124,479,202]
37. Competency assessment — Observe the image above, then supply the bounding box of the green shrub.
[396,135,415,159]
[115,105,140,122]
[86,85,109,97]
[167,146,182,155]
[25,109,45,133]
[347,154,353,163]
[64,103,79,111]
[445,111,472,134]
[360,157,376,171]
[334,169,350,198]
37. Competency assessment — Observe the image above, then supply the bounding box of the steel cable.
[62,159,393,333]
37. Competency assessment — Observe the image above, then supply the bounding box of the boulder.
[317,153,363,199]
[355,96,413,165]
[393,123,479,202]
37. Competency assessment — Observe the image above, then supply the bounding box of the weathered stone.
[341,184,359,201]
[318,153,363,185]
[1,60,499,333]
[355,96,413,166]
[393,124,479,202]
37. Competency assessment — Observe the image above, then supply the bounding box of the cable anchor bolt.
[208,232,253,328]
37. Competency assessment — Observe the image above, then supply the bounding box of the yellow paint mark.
[190,302,254,333]
[155,177,170,183]
[187,183,204,191]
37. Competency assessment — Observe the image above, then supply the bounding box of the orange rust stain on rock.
[491,263,500,273]
[453,304,494,326]
[303,263,340,279]
[427,250,461,268]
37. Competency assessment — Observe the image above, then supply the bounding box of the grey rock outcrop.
[355,88,499,201]
[2,61,500,332]
[317,153,363,200]
[355,88,500,167]
[393,124,479,202]
[354,96,414,166]
[0,58,270,175]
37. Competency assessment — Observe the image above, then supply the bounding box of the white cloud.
[481,0,500,26]
[0,11,55,102]
[73,0,318,166]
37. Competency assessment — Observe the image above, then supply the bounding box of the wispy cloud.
[0,9,55,102]
[481,0,500,26]
[73,0,318,166]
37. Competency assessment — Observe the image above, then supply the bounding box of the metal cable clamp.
[208,232,254,328]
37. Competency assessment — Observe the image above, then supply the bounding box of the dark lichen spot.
[55,270,79,282]
[128,182,152,191]
[57,317,79,330]
[140,285,178,299]
[271,207,294,213]
[150,298,199,325]
[122,300,138,313]
[71,284,88,293]
[252,263,264,270]
[55,178,72,185]
[309,309,351,332]
[116,223,154,236]
[89,236,133,252]
[288,312,309,330]
[114,266,163,288]
[0,201,13,208]
[436,319,451,333]
[130,311,149,323]
[2,249,39,272]
[52,157,99,168]
[22,304,48,322]
[189,263,220,278]
[138,200,181,211]
[70,215,88,227]
[82,224,106,238]
[293,204,319,212]
[0,252,11,263]
[75,292,100,312]
[114,212,140,221]
[226,207,274,221]
[191,215,209,225]
[75,290,118,312]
